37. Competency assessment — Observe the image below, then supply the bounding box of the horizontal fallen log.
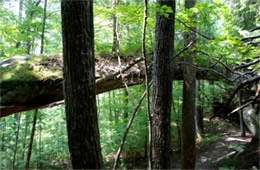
[0,54,229,117]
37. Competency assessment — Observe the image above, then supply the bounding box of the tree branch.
[210,75,260,120]
[250,27,260,32]
[241,35,260,41]
[175,18,212,40]
[234,57,260,70]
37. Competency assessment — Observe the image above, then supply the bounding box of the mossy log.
[0,54,224,117]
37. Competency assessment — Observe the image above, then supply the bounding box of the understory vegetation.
[0,82,240,169]
[0,0,259,169]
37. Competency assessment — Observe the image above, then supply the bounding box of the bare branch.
[174,40,195,60]
[175,18,212,40]
[234,57,260,70]
[241,35,260,41]
[113,82,152,170]
[117,56,135,106]
[210,75,260,120]
[228,100,254,116]
[250,27,260,32]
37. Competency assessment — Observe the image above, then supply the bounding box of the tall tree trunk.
[239,90,245,136]
[113,90,119,122]
[123,89,129,119]
[25,109,38,169]
[196,80,204,138]
[109,91,113,122]
[1,119,6,169]
[151,0,175,168]
[112,0,120,58]
[22,114,29,160]
[181,0,197,169]
[25,0,41,54]
[40,0,47,54]
[142,0,152,168]
[61,0,103,168]
[38,113,42,169]
[12,113,21,169]
[18,0,24,22]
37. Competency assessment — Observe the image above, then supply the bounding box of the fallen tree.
[0,53,247,117]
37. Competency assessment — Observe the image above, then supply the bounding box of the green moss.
[0,55,63,83]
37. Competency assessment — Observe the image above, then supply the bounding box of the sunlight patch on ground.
[213,151,236,163]
[225,137,252,143]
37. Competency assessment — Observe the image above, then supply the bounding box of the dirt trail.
[196,118,259,169]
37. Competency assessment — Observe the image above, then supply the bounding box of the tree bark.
[61,0,103,168]
[40,0,47,54]
[123,89,129,119]
[239,90,245,136]
[12,113,21,169]
[196,80,204,137]
[25,109,38,169]
[22,114,29,160]
[112,0,120,58]
[151,0,175,168]
[142,0,152,168]
[181,0,197,169]
[0,53,231,118]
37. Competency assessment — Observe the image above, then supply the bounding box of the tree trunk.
[151,0,175,168]
[25,109,38,169]
[141,0,152,168]
[113,90,119,122]
[109,91,113,122]
[112,0,120,58]
[22,114,29,160]
[12,113,21,169]
[196,80,204,137]
[239,90,245,136]
[181,0,197,169]
[38,113,42,169]
[40,0,47,54]
[123,89,129,119]
[61,0,103,168]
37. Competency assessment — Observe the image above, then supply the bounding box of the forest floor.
[194,117,259,169]
[118,116,260,169]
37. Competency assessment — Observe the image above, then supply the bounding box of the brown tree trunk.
[109,91,113,122]
[112,0,120,58]
[25,109,38,169]
[22,114,29,160]
[151,0,175,168]
[196,80,204,137]
[40,0,47,54]
[61,0,103,168]
[181,0,197,169]
[239,90,245,136]
[142,0,152,168]
[12,113,21,169]
[123,89,129,119]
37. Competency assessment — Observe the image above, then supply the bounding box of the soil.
[173,117,260,169]
[195,118,259,169]
[107,116,259,169]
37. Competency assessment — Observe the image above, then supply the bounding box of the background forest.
[0,0,259,169]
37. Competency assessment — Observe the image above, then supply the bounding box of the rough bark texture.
[0,54,228,117]
[61,0,103,168]
[181,0,197,169]
[151,0,175,168]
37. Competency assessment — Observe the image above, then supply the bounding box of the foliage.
[0,0,259,169]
